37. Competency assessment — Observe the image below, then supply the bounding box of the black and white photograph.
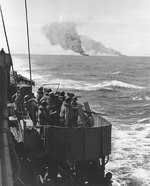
[0,0,150,186]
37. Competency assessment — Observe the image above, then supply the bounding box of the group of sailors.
[10,86,94,183]
[11,86,92,135]
[10,87,112,185]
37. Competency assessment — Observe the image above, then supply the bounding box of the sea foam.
[41,79,144,91]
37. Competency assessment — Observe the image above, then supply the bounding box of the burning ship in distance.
[81,52,89,56]
[80,52,89,56]
[43,22,122,57]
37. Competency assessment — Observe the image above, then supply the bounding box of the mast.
[24,0,32,93]
[0,5,11,57]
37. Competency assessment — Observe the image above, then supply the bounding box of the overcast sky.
[0,0,150,56]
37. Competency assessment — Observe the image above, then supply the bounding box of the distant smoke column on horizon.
[81,36,122,56]
[43,22,122,56]
[43,22,85,55]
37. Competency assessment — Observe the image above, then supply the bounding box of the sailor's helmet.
[65,96,72,103]
[37,87,43,93]
[49,92,55,97]
[24,95,30,102]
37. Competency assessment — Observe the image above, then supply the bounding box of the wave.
[88,80,144,90]
[96,80,144,90]
[111,71,121,75]
[35,78,144,91]
[128,169,150,186]
[133,95,150,101]
[76,80,144,90]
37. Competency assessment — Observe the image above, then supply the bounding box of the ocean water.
[12,54,150,186]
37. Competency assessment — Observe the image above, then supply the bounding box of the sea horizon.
[12,53,150,58]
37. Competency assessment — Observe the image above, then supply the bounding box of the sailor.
[11,88,24,120]
[55,91,60,96]
[67,92,75,99]
[60,91,66,101]
[0,48,5,54]
[38,105,48,124]
[54,93,63,113]
[41,99,48,108]
[31,93,38,103]
[48,105,60,126]
[47,92,55,110]
[24,95,38,126]
[38,105,48,135]
[71,96,78,107]
[60,96,71,126]
[60,96,78,127]
[24,95,30,111]
[71,97,79,127]
[36,87,44,105]
[40,91,49,105]
[47,88,52,93]
[40,99,48,120]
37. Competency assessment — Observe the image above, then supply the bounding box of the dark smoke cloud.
[43,22,122,56]
[43,22,85,55]
[81,36,122,56]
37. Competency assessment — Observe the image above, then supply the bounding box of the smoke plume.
[43,22,122,56]
[81,36,122,56]
[43,22,85,55]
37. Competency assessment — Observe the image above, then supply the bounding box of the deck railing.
[0,118,13,186]
[0,63,13,186]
